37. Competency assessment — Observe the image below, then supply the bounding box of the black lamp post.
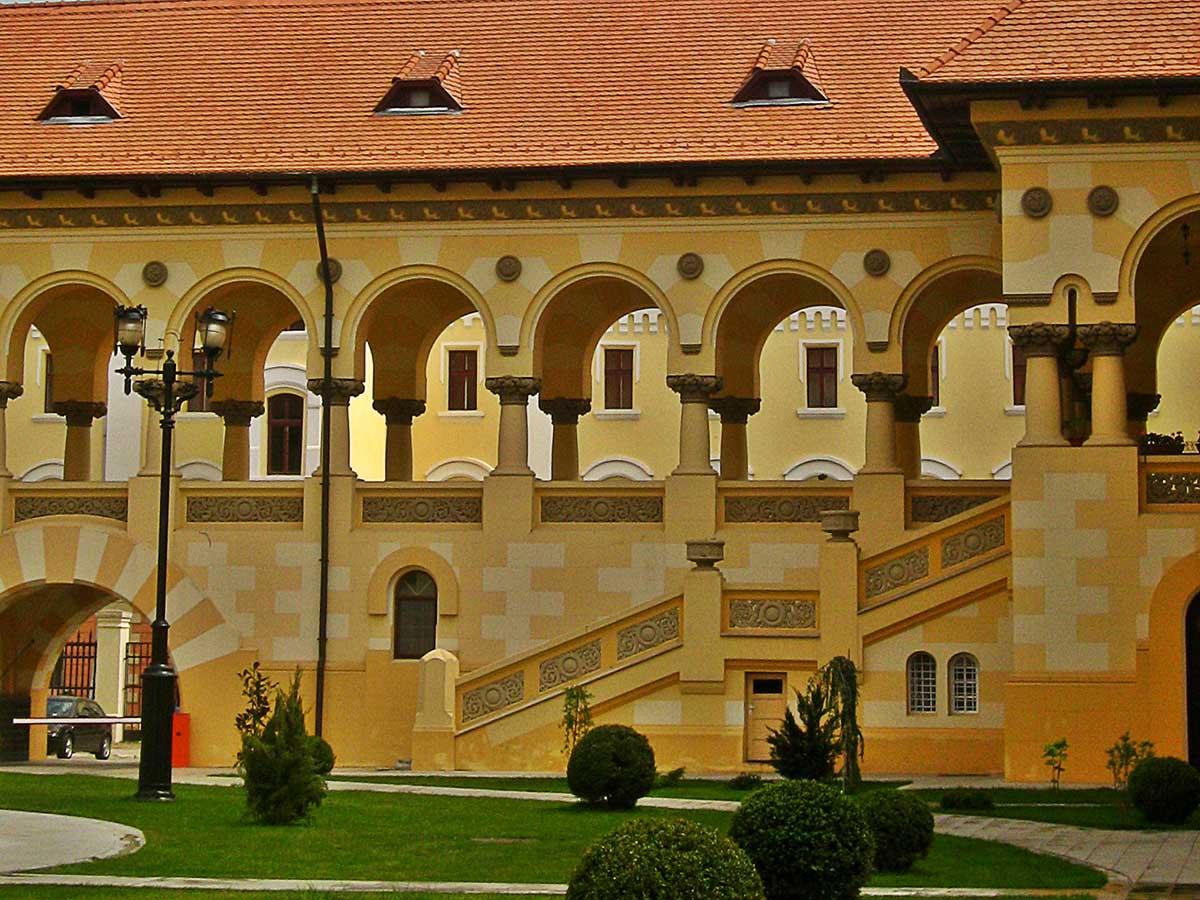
[114,304,233,801]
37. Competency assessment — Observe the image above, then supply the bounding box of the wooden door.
[745,673,787,762]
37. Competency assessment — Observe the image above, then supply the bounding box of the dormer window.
[766,77,792,100]
[376,50,463,115]
[40,62,123,124]
[733,39,829,107]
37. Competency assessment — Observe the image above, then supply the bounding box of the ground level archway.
[1188,594,1200,767]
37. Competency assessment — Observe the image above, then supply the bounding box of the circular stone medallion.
[141,261,168,287]
[1021,187,1053,219]
[677,252,704,280]
[496,255,522,282]
[863,249,891,277]
[316,258,343,284]
[1087,185,1119,218]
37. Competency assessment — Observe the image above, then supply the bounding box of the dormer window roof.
[733,39,829,107]
[39,61,123,123]
[376,50,463,115]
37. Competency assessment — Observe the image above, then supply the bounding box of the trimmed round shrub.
[856,791,934,872]
[567,725,656,809]
[567,818,765,900]
[1128,756,1200,825]
[308,735,335,775]
[730,780,874,900]
[939,788,994,811]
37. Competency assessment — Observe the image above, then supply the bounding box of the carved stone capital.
[134,379,198,412]
[1008,323,1072,358]
[708,396,761,424]
[538,396,591,425]
[373,397,426,425]
[210,398,265,426]
[1077,322,1138,357]
[894,394,934,423]
[485,375,540,404]
[666,374,722,403]
[850,372,906,403]
[1126,392,1162,422]
[53,400,107,426]
[307,378,365,406]
[686,539,724,569]
[0,381,23,408]
[820,509,860,542]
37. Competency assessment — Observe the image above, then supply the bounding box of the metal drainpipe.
[309,175,335,737]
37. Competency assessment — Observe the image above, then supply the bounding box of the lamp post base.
[135,663,177,802]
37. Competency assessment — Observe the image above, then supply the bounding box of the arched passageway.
[1188,594,1200,768]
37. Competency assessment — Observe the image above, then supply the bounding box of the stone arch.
[367,546,460,617]
[1140,549,1200,761]
[581,456,654,481]
[425,458,491,481]
[783,455,855,481]
[921,457,962,480]
[1119,192,1200,309]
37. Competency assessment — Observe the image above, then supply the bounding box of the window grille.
[907,652,937,714]
[950,653,979,714]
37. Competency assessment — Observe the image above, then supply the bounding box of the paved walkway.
[0,809,143,873]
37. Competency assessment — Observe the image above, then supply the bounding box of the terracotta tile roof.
[918,0,1200,83]
[0,0,1005,178]
[48,60,125,115]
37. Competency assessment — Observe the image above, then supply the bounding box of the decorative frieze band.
[941,516,1006,568]
[13,495,128,523]
[910,494,995,523]
[538,641,602,692]
[724,494,849,523]
[185,495,303,523]
[461,671,525,723]
[728,598,816,631]
[540,496,663,523]
[362,496,483,523]
[864,548,930,599]
[1146,472,1200,505]
[617,608,680,659]
[984,118,1200,149]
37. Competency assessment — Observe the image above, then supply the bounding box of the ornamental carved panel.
[1146,472,1200,504]
[461,671,525,723]
[617,608,680,659]
[910,494,994,523]
[185,496,303,523]
[941,516,1006,568]
[538,641,602,692]
[864,548,930,599]
[724,495,849,523]
[13,495,128,523]
[362,496,482,523]
[728,598,816,631]
[540,496,663,523]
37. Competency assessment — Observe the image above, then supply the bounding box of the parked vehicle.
[45,695,112,760]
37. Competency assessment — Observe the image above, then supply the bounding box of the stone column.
[485,376,540,475]
[373,398,426,482]
[850,373,906,474]
[708,397,760,481]
[54,400,106,481]
[538,397,591,481]
[210,399,264,481]
[308,379,365,477]
[1079,323,1138,447]
[894,394,934,480]
[0,381,24,478]
[1126,392,1161,439]
[94,605,133,740]
[667,375,722,475]
[1009,324,1072,447]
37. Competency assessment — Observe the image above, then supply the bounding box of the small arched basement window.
[949,653,980,714]
[393,570,438,660]
[906,651,937,714]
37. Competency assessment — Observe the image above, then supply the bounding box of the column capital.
[485,375,540,404]
[307,378,365,406]
[0,381,23,408]
[210,398,264,426]
[1008,323,1072,357]
[666,374,722,403]
[708,396,761,424]
[1126,392,1162,422]
[538,396,591,425]
[52,400,107,426]
[894,394,934,423]
[373,397,426,425]
[850,372,906,403]
[1078,322,1138,357]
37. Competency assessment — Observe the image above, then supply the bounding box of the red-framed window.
[604,348,634,410]
[930,346,941,408]
[805,346,838,409]
[43,353,54,413]
[266,393,304,476]
[1011,344,1028,407]
[447,349,478,411]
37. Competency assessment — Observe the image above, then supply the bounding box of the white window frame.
[593,341,641,418]
[440,342,485,418]
[927,336,948,417]
[1003,336,1026,416]
[906,652,937,715]
[797,339,845,418]
[949,653,980,715]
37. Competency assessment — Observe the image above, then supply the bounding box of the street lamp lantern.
[196,306,233,359]
[113,305,148,369]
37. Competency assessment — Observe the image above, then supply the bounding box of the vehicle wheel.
[57,734,73,760]
[95,735,111,760]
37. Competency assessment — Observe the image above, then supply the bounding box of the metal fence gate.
[123,641,152,739]
[49,639,96,699]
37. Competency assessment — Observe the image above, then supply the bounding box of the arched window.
[267,393,305,476]
[907,652,937,714]
[393,570,437,660]
[949,653,979,714]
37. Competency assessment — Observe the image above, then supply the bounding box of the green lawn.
[909,787,1200,830]
[0,773,1104,888]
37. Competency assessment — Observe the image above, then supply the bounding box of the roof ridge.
[916,0,1026,78]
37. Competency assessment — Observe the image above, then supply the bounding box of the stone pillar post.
[894,394,934,480]
[667,375,722,475]
[411,648,460,772]
[1079,323,1138,447]
[539,397,591,481]
[708,397,760,481]
[308,379,365,477]
[210,399,264,481]
[850,373,906,474]
[1009,324,1072,447]
[680,539,725,690]
[94,605,133,741]
[373,398,426,482]
[54,401,106,481]
[485,376,540,475]
[1126,392,1161,439]
[819,510,862,666]
[0,381,24,478]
